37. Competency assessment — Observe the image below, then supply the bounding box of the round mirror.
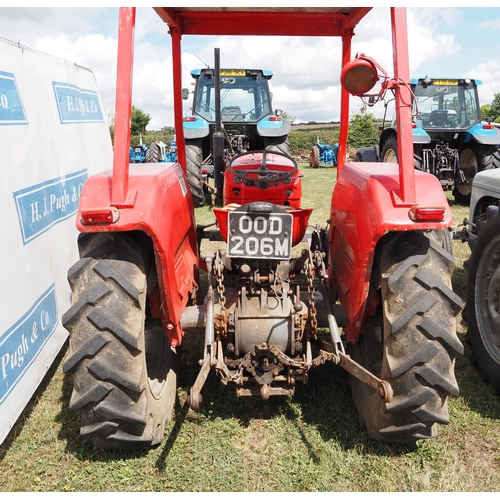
[341,57,379,96]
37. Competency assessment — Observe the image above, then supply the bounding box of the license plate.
[227,211,292,259]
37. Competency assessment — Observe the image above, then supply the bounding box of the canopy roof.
[153,7,372,37]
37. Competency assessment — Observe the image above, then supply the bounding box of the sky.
[1,4,500,130]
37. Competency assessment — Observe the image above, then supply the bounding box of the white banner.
[0,38,113,444]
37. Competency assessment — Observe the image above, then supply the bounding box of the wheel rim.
[383,148,397,163]
[475,234,500,364]
[457,148,477,196]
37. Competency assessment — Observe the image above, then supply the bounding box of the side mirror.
[340,55,380,96]
[182,88,190,100]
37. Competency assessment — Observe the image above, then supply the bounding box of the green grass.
[1,164,499,492]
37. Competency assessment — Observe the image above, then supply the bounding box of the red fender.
[328,161,453,343]
[76,163,199,347]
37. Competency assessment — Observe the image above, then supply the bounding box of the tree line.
[110,105,380,154]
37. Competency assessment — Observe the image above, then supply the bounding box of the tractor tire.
[263,135,291,156]
[309,145,321,168]
[185,139,206,208]
[347,230,463,444]
[454,144,500,204]
[464,205,500,396]
[62,232,178,450]
[381,135,423,170]
[145,141,160,163]
[380,135,398,163]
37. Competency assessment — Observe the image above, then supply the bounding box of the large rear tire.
[309,145,320,168]
[380,135,398,163]
[347,230,463,443]
[381,135,423,172]
[185,139,206,208]
[454,144,500,204]
[62,232,178,450]
[263,135,290,156]
[465,205,500,396]
[145,141,160,163]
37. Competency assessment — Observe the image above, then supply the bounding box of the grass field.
[1,163,499,492]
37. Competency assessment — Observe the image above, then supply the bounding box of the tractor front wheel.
[62,232,178,449]
[347,230,463,443]
[465,205,500,396]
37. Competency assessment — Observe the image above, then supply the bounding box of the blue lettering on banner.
[0,284,58,405]
[0,71,28,125]
[52,81,104,124]
[13,169,88,244]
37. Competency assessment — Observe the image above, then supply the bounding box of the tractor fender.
[257,116,291,137]
[356,147,378,162]
[464,122,500,145]
[183,115,210,139]
[328,161,453,343]
[75,163,199,346]
[470,168,500,220]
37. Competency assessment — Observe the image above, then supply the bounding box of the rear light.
[408,205,446,222]
[483,124,495,130]
[268,116,282,122]
[183,116,196,122]
[81,207,120,225]
[412,123,417,128]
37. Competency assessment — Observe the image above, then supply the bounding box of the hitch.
[312,349,393,403]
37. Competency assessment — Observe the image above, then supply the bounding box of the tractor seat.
[429,109,448,127]
[221,106,243,121]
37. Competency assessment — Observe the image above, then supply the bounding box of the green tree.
[487,93,500,122]
[481,104,493,121]
[131,106,151,135]
[347,107,380,148]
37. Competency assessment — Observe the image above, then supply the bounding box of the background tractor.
[182,67,291,207]
[309,138,338,168]
[62,7,462,450]
[376,78,500,203]
[454,168,500,396]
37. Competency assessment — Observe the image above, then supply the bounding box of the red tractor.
[62,7,463,449]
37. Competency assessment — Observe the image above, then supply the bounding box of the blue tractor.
[182,67,291,207]
[129,142,148,163]
[374,78,500,203]
[309,138,338,168]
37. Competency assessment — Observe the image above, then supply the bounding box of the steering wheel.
[228,150,298,183]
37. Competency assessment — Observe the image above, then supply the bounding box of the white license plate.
[227,211,292,259]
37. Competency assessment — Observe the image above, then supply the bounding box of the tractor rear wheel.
[145,141,160,163]
[62,232,178,449]
[309,145,320,168]
[381,135,398,163]
[185,139,206,208]
[347,230,463,443]
[454,144,500,204]
[381,135,423,171]
[465,205,500,396]
[264,135,290,156]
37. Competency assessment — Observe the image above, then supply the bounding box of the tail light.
[81,207,120,225]
[408,205,446,222]
[268,116,282,122]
